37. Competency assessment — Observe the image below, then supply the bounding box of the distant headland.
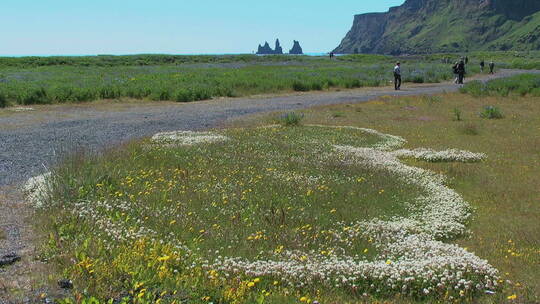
[256,39,304,55]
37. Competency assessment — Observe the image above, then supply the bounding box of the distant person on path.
[489,61,495,74]
[394,62,402,90]
[457,59,466,84]
[452,61,459,84]
[329,52,334,59]
[480,59,485,73]
[465,56,469,64]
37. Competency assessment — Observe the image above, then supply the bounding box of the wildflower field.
[0,54,471,107]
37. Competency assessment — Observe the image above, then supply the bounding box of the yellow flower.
[386,260,392,265]
[247,282,255,287]
[507,294,517,300]
[273,280,279,285]
[363,248,368,253]
[158,255,171,262]
[300,296,308,302]
[253,278,261,283]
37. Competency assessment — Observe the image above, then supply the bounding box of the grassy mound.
[39,126,429,303]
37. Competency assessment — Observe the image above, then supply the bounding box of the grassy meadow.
[0,54,474,107]
[236,75,540,303]
[26,74,540,303]
[4,51,540,108]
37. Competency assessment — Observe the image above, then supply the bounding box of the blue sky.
[0,0,404,56]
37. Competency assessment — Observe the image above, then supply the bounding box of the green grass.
[460,73,540,97]
[237,92,539,303]
[0,54,471,106]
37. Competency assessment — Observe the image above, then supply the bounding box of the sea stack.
[256,39,284,55]
[289,40,304,55]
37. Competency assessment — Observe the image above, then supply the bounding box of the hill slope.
[334,0,540,54]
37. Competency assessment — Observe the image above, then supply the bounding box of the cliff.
[334,0,540,54]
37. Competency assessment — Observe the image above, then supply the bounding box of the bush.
[292,81,310,92]
[0,92,7,108]
[279,112,304,126]
[22,88,50,105]
[453,108,462,121]
[462,74,540,97]
[480,106,504,119]
[174,89,194,102]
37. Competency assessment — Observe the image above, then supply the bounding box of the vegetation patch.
[28,124,500,303]
[461,73,540,97]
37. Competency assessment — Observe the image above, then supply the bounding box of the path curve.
[0,69,537,186]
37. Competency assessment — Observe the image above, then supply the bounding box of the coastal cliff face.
[334,0,540,54]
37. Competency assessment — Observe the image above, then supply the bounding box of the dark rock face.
[289,40,304,54]
[257,39,284,55]
[274,39,283,54]
[334,0,540,54]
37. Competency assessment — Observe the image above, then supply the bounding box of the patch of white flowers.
[22,172,51,208]
[210,126,498,299]
[392,148,486,162]
[151,130,229,146]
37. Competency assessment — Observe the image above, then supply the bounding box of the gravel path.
[0,69,537,187]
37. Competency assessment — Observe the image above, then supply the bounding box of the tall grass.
[461,74,540,97]
[0,59,459,105]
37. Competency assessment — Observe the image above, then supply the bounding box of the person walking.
[394,62,402,90]
[457,59,466,84]
[452,61,459,84]
[465,56,469,64]
[480,59,485,73]
[489,61,495,74]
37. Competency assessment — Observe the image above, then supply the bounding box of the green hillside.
[334,0,540,54]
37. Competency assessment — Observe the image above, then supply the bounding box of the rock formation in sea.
[289,40,304,55]
[256,39,285,55]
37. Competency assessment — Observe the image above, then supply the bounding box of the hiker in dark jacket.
[452,62,459,84]
[457,60,466,84]
[489,61,495,74]
[394,62,401,90]
[480,60,485,73]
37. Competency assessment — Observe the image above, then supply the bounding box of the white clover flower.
[151,130,229,146]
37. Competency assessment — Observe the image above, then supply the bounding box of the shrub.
[191,87,212,101]
[22,88,50,105]
[0,92,7,108]
[73,89,96,102]
[453,108,462,121]
[174,89,194,102]
[99,86,122,99]
[279,112,304,126]
[292,81,310,92]
[480,106,504,119]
